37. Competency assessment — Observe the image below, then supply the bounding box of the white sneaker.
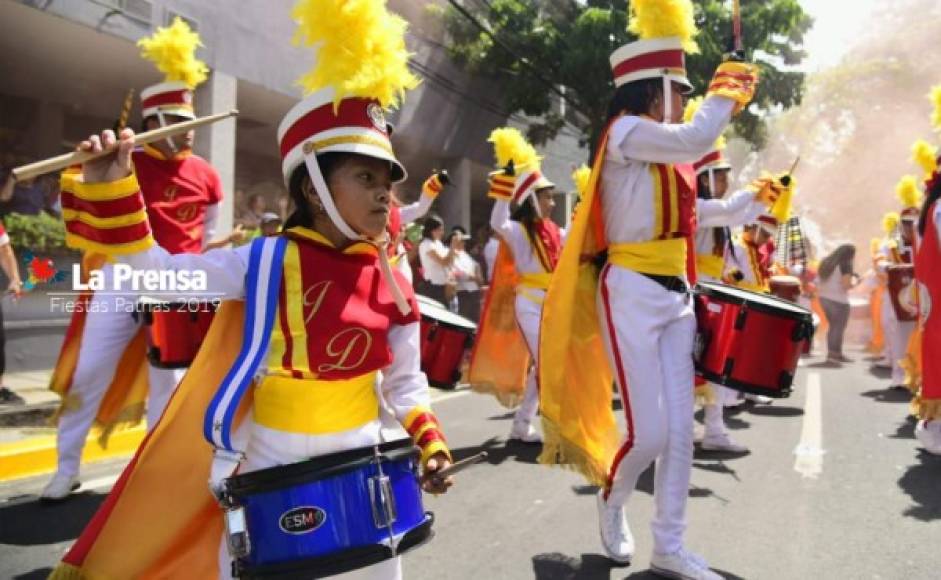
[915,421,941,455]
[650,548,722,580]
[509,420,542,443]
[40,472,80,501]
[596,490,634,563]
[745,394,773,405]
[700,433,748,453]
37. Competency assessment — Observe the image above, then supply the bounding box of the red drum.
[887,264,918,322]
[769,275,801,303]
[418,301,476,389]
[139,297,217,368]
[694,282,814,398]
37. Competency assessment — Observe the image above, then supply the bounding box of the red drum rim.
[226,438,417,498]
[694,281,812,321]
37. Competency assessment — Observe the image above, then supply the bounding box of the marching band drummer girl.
[50,1,452,579]
[537,2,762,577]
[487,128,564,444]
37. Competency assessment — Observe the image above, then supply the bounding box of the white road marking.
[793,371,824,478]
[81,473,120,491]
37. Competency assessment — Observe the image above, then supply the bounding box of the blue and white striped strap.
[203,236,287,451]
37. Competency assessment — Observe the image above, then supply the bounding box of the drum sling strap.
[204,236,288,456]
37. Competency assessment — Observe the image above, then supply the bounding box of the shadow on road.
[625,570,744,580]
[898,450,941,522]
[745,405,804,418]
[531,553,744,580]
[487,411,516,422]
[859,387,912,404]
[889,416,916,440]
[532,551,626,579]
[13,568,53,580]
[807,361,842,369]
[449,436,542,466]
[0,491,105,545]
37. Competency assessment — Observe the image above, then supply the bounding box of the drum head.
[770,275,800,286]
[419,301,477,331]
[416,294,446,310]
[695,281,812,320]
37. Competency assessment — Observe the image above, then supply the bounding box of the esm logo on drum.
[279,506,327,534]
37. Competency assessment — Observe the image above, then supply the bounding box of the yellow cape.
[467,242,530,407]
[51,302,250,579]
[537,128,620,487]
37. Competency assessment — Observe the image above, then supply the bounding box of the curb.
[0,425,145,482]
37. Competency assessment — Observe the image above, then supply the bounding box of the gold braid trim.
[912,395,941,421]
[48,562,90,580]
[538,416,611,489]
[695,382,717,406]
[467,380,523,409]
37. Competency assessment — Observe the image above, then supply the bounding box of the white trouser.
[513,291,542,425]
[881,289,915,385]
[597,266,695,555]
[218,417,402,579]
[54,269,185,478]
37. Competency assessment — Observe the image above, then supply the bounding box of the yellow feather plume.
[291,0,419,109]
[683,96,725,150]
[895,175,923,210]
[931,84,941,132]
[869,237,881,257]
[883,212,900,235]
[911,139,938,178]
[488,127,541,172]
[572,165,591,197]
[628,0,699,54]
[137,17,208,88]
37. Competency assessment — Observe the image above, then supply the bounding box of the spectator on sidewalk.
[449,226,485,322]
[417,214,455,304]
[0,218,24,405]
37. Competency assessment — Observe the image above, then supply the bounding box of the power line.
[443,0,591,125]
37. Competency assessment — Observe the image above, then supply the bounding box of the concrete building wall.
[5,0,588,236]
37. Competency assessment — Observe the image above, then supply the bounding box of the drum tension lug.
[733,306,749,330]
[721,358,735,384]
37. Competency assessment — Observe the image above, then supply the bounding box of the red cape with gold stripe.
[536,128,621,486]
[467,242,530,407]
[50,302,248,579]
[49,252,150,444]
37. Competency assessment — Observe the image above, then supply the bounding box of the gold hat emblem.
[367,103,386,133]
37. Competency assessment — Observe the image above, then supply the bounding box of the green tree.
[441,0,811,150]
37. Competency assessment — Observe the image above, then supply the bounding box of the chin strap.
[662,76,673,125]
[155,111,179,155]
[302,151,411,317]
[373,234,412,317]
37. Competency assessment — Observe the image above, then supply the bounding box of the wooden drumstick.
[11,109,239,182]
[779,156,800,187]
[432,451,488,479]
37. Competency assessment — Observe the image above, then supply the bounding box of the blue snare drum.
[223,438,434,578]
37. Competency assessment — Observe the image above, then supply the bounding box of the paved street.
[1,347,938,579]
